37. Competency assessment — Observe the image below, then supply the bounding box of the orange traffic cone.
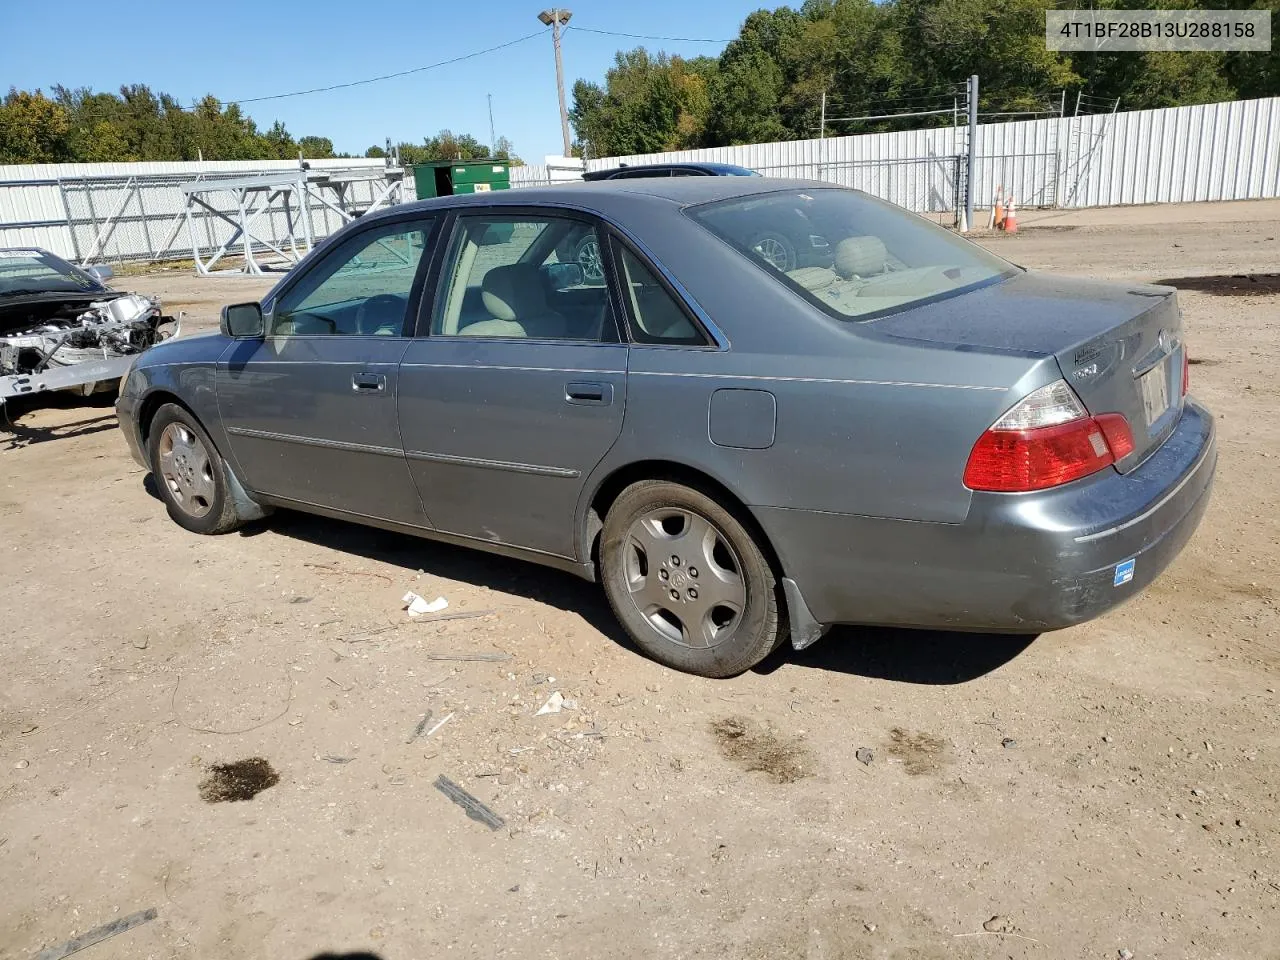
[1003,195,1018,234]
[991,185,1004,230]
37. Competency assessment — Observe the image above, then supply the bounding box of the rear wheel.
[600,480,786,677]
[148,403,245,535]
[749,232,797,272]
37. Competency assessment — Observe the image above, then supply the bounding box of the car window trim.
[417,206,623,346]
[265,212,442,339]
[604,228,724,351]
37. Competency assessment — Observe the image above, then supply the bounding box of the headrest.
[481,263,545,321]
[834,236,887,278]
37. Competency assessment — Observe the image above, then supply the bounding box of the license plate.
[1140,361,1170,426]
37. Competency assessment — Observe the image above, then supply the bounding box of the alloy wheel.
[623,507,746,649]
[157,422,216,518]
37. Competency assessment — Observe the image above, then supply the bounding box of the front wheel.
[148,403,246,535]
[600,480,787,677]
[573,235,605,284]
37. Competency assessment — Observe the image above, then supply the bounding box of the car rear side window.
[686,188,1015,321]
[432,215,617,342]
[613,243,707,346]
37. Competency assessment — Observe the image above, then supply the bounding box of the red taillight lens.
[964,380,1135,492]
[1181,349,1190,397]
[1094,412,1135,460]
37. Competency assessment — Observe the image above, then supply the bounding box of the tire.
[147,403,245,535]
[573,235,605,284]
[748,232,797,272]
[600,480,788,678]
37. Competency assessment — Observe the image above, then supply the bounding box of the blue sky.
[3,0,763,161]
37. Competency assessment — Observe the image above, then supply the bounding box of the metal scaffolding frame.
[177,165,408,276]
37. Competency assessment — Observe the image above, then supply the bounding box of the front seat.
[478,263,569,339]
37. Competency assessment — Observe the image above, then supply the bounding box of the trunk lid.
[868,271,1186,469]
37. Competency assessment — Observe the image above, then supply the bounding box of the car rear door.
[216,215,438,527]
[396,209,627,559]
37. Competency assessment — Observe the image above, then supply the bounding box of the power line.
[566,25,732,44]
[230,28,549,104]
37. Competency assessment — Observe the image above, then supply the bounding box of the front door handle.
[352,372,387,393]
[565,381,612,406]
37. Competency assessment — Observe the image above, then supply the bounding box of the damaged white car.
[1,247,178,412]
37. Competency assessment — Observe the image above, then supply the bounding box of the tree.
[493,135,524,165]
[298,135,335,158]
[0,89,71,163]
[263,121,296,159]
[567,0,1268,156]
[569,49,717,156]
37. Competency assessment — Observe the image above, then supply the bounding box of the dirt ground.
[2,200,1277,960]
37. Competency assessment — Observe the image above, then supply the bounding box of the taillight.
[1181,349,1190,397]
[963,380,1135,492]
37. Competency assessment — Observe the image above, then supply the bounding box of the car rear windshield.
[685,188,1016,320]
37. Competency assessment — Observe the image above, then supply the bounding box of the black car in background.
[582,161,761,181]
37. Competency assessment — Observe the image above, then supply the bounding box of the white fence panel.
[590,96,1280,212]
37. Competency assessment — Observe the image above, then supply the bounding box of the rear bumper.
[757,399,1216,633]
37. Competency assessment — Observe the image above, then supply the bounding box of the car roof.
[380,177,835,219]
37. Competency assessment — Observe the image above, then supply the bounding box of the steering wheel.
[356,294,407,335]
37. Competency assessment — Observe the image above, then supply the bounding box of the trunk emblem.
[1073,362,1099,381]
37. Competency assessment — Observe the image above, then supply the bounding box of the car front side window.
[271,219,434,337]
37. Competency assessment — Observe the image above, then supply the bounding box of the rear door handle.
[565,381,613,406]
[352,372,387,393]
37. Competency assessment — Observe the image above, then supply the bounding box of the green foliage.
[0,89,72,163]
[570,49,718,156]
[385,129,521,166]
[569,0,1277,154]
[0,86,503,166]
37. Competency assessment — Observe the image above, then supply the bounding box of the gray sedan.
[117,178,1216,677]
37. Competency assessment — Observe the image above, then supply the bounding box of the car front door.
[397,211,627,559]
[216,216,437,527]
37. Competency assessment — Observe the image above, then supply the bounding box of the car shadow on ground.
[264,508,1037,685]
[757,625,1038,684]
[266,509,633,649]
[307,954,384,960]
[1,395,119,449]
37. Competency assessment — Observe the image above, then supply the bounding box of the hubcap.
[157,422,216,518]
[577,237,604,283]
[623,508,746,649]
[752,236,791,271]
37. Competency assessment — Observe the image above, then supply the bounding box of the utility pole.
[488,93,497,156]
[818,89,826,180]
[538,8,573,157]
[965,74,978,234]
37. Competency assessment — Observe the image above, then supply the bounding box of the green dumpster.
[412,160,511,199]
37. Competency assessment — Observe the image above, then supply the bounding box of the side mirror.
[542,261,584,291]
[221,302,265,339]
[86,264,114,281]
